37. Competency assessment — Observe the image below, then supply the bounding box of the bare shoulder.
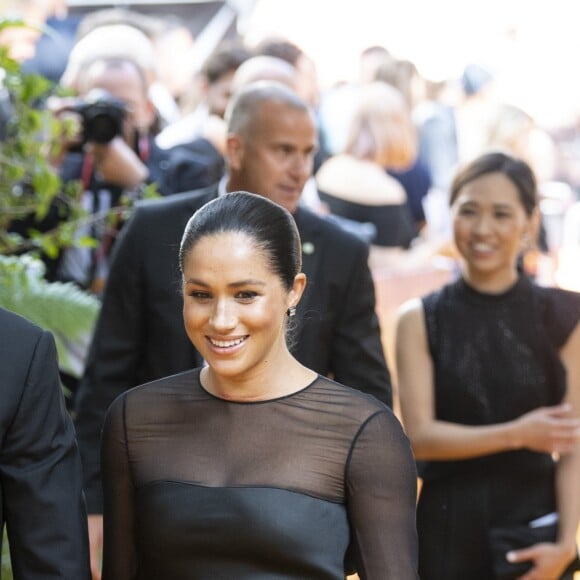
[561,319,580,355]
[396,297,424,329]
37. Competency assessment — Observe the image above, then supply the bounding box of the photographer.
[50,56,158,295]
[53,55,218,295]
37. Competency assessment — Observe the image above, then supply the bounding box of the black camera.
[73,89,127,144]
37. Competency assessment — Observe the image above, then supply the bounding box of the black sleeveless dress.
[101,371,418,579]
[418,275,580,579]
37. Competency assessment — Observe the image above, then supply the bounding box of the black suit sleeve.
[1,329,90,579]
[330,240,393,407]
[162,138,225,195]
[74,208,146,513]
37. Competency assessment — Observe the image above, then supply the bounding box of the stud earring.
[287,305,296,317]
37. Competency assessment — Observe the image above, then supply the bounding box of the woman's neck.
[461,265,520,294]
[200,357,316,402]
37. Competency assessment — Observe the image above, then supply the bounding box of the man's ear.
[225,134,244,171]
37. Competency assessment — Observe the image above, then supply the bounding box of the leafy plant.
[1,17,100,381]
[0,254,100,377]
[1,527,12,580]
[1,16,161,256]
[0,18,83,256]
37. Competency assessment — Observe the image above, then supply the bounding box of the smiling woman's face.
[182,231,292,382]
[452,171,533,289]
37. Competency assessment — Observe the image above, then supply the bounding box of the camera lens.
[76,90,127,144]
[85,113,122,144]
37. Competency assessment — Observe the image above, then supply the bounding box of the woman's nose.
[473,214,492,235]
[210,299,237,331]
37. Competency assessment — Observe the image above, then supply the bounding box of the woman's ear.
[523,207,542,250]
[288,273,307,310]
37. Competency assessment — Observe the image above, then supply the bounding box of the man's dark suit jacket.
[0,307,90,578]
[75,185,391,512]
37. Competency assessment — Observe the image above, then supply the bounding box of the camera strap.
[137,133,150,163]
[81,152,95,190]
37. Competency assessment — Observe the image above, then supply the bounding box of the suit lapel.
[293,207,323,303]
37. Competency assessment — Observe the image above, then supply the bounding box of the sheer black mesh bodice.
[417,276,580,580]
[101,371,418,579]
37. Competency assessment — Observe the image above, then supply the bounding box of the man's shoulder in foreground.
[0,307,43,345]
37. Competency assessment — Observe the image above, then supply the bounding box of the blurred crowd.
[2,0,580,295]
[2,2,580,579]
[2,0,580,410]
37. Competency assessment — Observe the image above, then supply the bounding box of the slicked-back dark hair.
[450,151,538,216]
[179,191,302,291]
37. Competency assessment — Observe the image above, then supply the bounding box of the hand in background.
[507,541,578,580]
[514,403,580,454]
[87,137,148,189]
[88,514,103,580]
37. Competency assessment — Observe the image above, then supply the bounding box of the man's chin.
[273,192,301,214]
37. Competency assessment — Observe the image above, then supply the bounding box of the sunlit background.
[242,0,580,128]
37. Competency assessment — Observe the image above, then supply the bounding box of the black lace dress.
[101,371,418,579]
[418,275,580,579]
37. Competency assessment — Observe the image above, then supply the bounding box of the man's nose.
[289,152,313,179]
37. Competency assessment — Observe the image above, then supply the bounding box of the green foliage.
[0,21,100,380]
[0,34,72,246]
[1,17,161,260]
[1,18,159,381]
[0,254,100,378]
[1,527,12,580]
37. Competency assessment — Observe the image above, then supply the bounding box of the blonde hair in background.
[343,81,417,171]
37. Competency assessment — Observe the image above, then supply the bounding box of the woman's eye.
[236,291,258,301]
[495,212,511,219]
[459,208,476,216]
[189,291,211,300]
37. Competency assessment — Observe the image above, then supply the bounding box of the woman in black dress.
[396,152,580,580]
[101,191,418,579]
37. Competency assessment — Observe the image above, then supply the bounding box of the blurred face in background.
[294,54,320,109]
[451,171,533,290]
[79,59,156,143]
[0,23,41,62]
[204,70,237,119]
[0,0,65,61]
[227,100,317,213]
[153,24,194,99]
